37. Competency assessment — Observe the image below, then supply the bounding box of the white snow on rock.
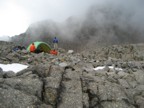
[93,66,123,71]
[68,50,74,54]
[59,62,68,67]
[109,66,123,71]
[0,63,28,73]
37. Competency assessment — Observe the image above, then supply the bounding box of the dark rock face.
[0,41,144,108]
[3,71,16,78]
[0,68,3,78]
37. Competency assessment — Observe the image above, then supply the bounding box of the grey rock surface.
[0,41,144,108]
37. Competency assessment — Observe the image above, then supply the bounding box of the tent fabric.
[27,41,51,53]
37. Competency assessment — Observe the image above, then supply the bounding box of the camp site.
[0,0,144,107]
[27,41,51,53]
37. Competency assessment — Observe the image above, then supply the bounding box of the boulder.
[134,70,144,84]
[3,71,16,78]
[2,78,43,99]
[135,96,144,108]
[43,77,61,105]
[0,88,42,108]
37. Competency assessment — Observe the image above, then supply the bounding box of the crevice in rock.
[133,99,139,108]
[47,65,52,77]
[65,66,75,71]
[80,74,84,108]
[133,104,139,108]
[41,78,46,102]
[88,85,103,108]
[55,68,66,108]
[87,89,100,108]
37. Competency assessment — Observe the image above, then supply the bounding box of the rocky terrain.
[0,41,144,108]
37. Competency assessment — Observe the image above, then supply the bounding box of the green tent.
[27,41,51,53]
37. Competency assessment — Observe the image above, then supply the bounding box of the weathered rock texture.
[0,41,144,108]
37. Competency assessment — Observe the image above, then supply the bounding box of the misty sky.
[0,0,143,37]
[0,0,97,37]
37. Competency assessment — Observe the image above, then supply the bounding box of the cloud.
[0,36,10,41]
[0,0,30,36]
[0,0,97,36]
[15,0,97,22]
[0,0,144,39]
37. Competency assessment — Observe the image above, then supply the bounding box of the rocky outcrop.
[0,41,144,108]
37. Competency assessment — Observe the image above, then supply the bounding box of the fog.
[16,0,97,23]
[0,0,97,37]
[26,0,144,42]
[2,0,144,47]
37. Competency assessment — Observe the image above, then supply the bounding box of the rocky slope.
[0,41,144,108]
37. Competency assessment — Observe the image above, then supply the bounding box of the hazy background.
[1,0,144,49]
[0,0,143,36]
[0,0,96,37]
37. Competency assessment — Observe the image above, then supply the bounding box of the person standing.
[53,37,58,50]
[30,43,36,52]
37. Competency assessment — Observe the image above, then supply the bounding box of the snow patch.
[93,66,122,71]
[0,63,28,73]
[68,50,74,54]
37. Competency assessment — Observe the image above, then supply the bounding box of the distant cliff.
[11,5,144,51]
